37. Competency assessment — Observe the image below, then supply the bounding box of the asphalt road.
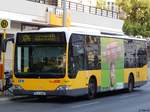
[0,82,150,112]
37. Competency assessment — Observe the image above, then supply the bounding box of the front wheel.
[88,78,97,99]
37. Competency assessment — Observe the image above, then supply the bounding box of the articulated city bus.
[4,27,147,99]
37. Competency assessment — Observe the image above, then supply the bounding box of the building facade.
[67,0,97,7]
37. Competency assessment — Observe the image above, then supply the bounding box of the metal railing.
[64,1,119,19]
[27,0,120,19]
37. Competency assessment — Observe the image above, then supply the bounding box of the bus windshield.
[15,32,66,78]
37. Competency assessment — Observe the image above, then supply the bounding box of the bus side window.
[124,39,137,68]
[136,41,147,67]
[85,36,100,70]
[68,34,85,78]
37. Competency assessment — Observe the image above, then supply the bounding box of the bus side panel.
[13,77,65,91]
[124,66,148,87]
[141,65,148,81]
[68,70,101,90]
[124,68,136,84]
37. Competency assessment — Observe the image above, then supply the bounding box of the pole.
[63,0,67,27]
[2,29,6,95]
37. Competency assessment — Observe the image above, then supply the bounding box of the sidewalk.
[0,91,13,97]
[0,92,13,101]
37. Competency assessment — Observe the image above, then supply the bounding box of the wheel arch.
[128,73,135,87]
[89,75,97,86]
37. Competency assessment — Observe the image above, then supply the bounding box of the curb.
[0,97,10,101]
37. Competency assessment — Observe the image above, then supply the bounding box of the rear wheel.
[128,76,134,92]
[88,78,97,99]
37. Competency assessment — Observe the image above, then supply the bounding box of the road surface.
[0,82,150,112]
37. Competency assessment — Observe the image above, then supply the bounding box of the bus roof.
[39,27,101,36]
[40,27,146,41]
[18,27,147,42]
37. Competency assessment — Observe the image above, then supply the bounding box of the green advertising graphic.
[101,37,124,90]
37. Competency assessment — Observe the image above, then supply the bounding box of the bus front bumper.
[13,88,88,97]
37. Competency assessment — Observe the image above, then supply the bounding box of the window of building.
[27,0,58,6]
[21,24,40,31]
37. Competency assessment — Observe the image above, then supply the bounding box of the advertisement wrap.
[101,37,124,91]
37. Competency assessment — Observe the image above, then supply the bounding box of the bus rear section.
[13,32,70,96]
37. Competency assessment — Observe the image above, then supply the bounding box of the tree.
[97,0,106,9]
[116,0,150,38]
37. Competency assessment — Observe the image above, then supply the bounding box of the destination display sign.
[16,32,66,44]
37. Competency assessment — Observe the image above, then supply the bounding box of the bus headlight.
[56,85,70,91]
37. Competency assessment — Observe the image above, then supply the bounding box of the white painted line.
[71,101,99,109]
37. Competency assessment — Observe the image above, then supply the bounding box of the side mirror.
[2,38,14,52]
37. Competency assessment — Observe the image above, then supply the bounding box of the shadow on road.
[9,89,143,104]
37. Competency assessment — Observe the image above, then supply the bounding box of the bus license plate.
[33,92,46,96]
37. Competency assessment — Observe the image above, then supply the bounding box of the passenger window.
[124,40,137,68]
[136,41,147,67]
[85,36,101,70]
[124,40,147,68]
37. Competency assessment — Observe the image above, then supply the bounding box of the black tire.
[128,76,134,92]
[87,78,97,99]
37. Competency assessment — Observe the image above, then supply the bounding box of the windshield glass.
[15,32,66,78]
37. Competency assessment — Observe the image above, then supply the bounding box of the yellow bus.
[3,27,148,99]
